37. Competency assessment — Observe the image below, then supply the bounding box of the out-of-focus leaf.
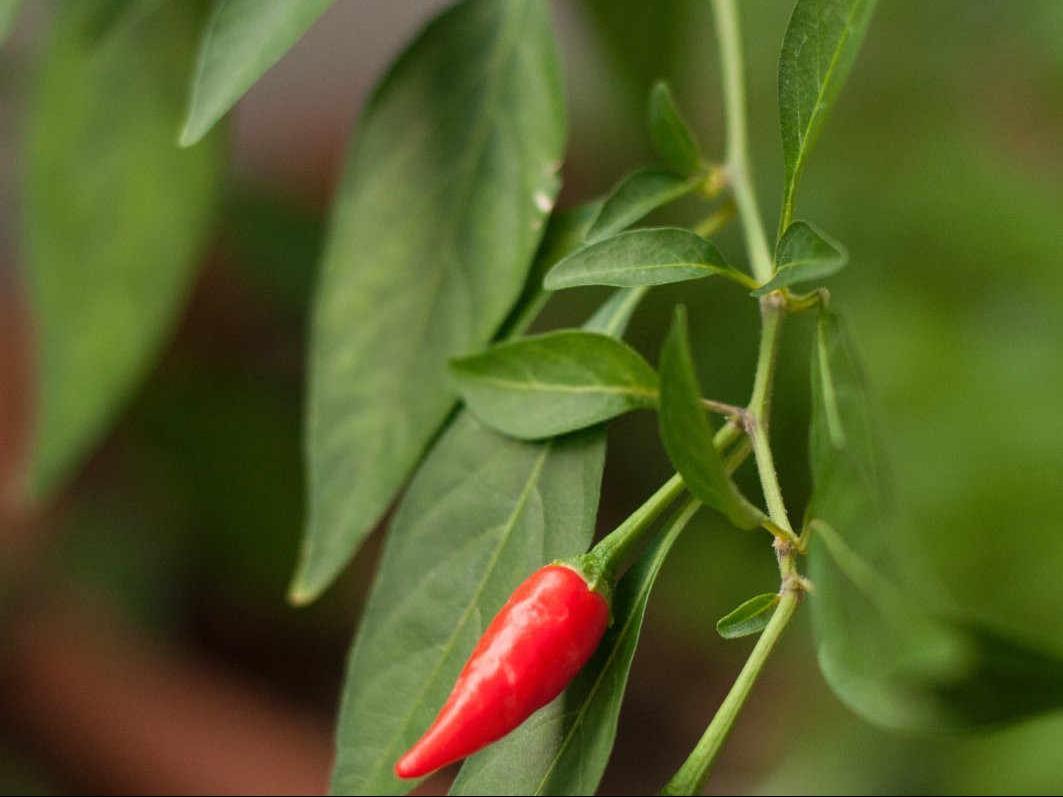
[0,0,21,43]
[658,307,762,529]
[586,169,701,243]
[808,312,1063,731]
[716,593,779,639]
[807,312,962,729]
[753,220,847,295]
[545,228,739,290]
[450,499,699,796]
[331,289,645,795]
[779,0,878,227]
[23,0,221,500]
[180,0,335,145]
[451,331,658,440]
[296,0,565,603]
[648,81,703,176]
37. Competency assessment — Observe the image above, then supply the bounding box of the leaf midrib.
[464,373,657,400]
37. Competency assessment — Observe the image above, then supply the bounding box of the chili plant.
[16,0,1063,794]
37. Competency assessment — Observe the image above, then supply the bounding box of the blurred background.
[1,0,1061,793]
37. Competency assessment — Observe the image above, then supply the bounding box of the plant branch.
[587,421,746,581]
[659,589,799,796]
[712,0,774,283]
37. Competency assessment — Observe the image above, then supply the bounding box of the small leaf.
[180,0,335,146]
[716,593,780,639]
[753,220,848,295]
[586,169,701,243]
[296,0,565,603]
[779,0,878,228]
[545,227,739,290]
[451,331,658,440]
[331,289,646,795]
[658,307,762,529]
[451,499,698,796]
[648,81,703,176]
[24,0,221,500]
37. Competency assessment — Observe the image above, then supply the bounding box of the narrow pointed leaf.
[331,290,646,795]
[451,499,699,796]
[779,0,878,227]
[648,81,703,176]
[753,220,848,295]
[658,308,762,529]
[545,228,738,290]
[586,169,701,243]
[295,0,565,602]
[451,331,658,440]
[24,0,221,500]
[180,0,335,145]
[716,593,780,639]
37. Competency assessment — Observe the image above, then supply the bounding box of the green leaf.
[180,0,335,146]
[450,499,698,796]
[752,220,848,295]
[586,169,701,243]
[331,289,645,795]
[658,307,762,529]
[0,0,21,43]
[778,0,878,228]
[807,314,1063,731]
[295,0,566,603]
[23,0,221,501]
[451,331,658,440]
[716,593,780,639]
[806,312,953,729]
[545,228,739,290]
[648,81,703,176]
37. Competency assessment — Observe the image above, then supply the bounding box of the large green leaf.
[658,307,762,529]
[330,289,645,795]
[778,0,878,229]
[450,499,699,796]
[295,0,565,603]
[180,0,335,146]
[586,169,701,244]
[648,81,703,177]
[23,0,221,500]
[545,228,739,290]
[451,331,658,440]
[752,220,847,295]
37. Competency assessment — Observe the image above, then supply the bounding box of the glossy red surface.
[394,564,609,780]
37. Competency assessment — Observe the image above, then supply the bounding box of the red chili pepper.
[394,563,610,779]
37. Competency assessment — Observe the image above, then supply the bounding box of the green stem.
[660,590,799,796]
[748,303,793,535]
[712,0,774,283]
[588,421,745,581]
